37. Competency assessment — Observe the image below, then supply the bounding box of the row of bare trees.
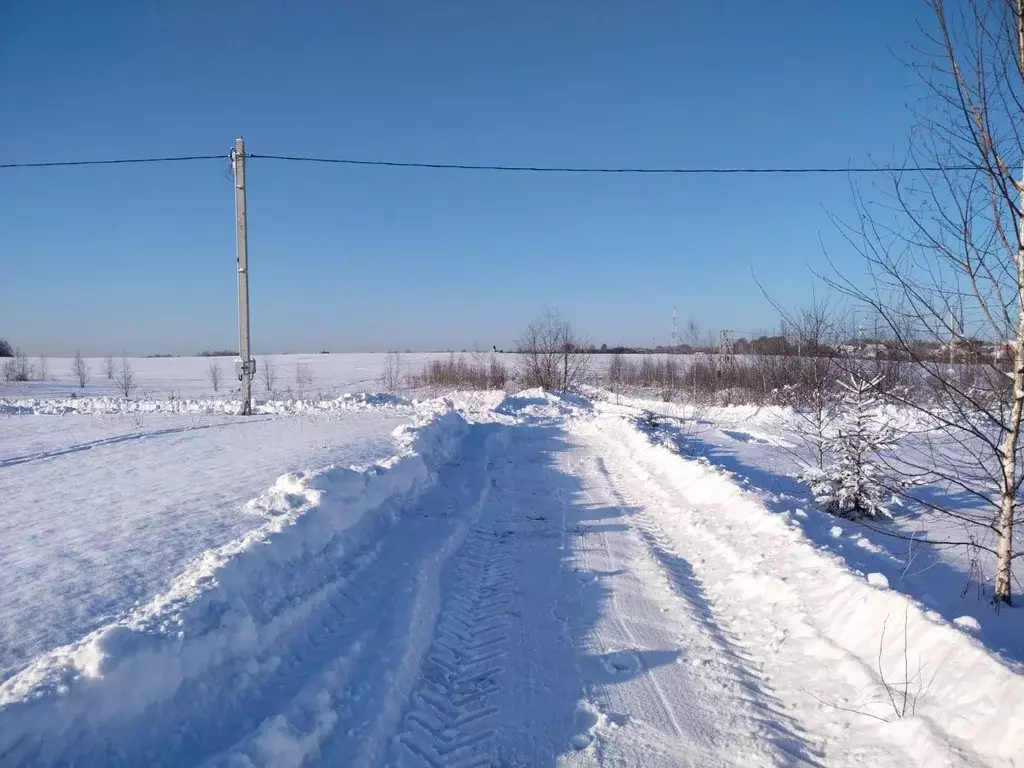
[69,351,136,397]
[408,353,510,390]
[400,309,591,393]
[246,358,317,398]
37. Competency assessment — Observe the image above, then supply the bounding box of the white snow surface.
[0,385,1022,766]
[0,408,412,680]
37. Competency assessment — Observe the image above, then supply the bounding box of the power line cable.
[0,152,981,174]
[0,155,226,169]
[248,154,977,174]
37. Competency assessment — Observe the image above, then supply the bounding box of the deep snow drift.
[0,387,1021,766]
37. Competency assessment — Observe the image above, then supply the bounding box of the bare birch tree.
[103,354,116,380]
[72,350,89,388]
[116,355,135,399]
[828,0,1024,604]
[260,357,277,394]
[759,294,848,469]
[295,362,313,397]
[207,360,222,393]
[608,352,628,403]
[380,351,403,392]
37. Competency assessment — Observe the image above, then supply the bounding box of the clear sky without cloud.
[1,1,930,355]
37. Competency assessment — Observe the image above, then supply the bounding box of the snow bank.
[0,391,411,416]
[410,389,509,418]
[495,388,592,419]
[603,413,1024,765]
[0,409,468,758]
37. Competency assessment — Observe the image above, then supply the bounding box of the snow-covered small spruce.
[801,375,903,519]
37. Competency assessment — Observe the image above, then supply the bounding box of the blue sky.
[1,1,929,355]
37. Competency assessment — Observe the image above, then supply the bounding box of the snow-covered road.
[1,394,1021,766]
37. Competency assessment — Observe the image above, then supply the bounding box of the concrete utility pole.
[231,137,255,415]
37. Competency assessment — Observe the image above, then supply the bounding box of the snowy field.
[0,408,413,682]
[0,352,502,402]
[1,363,1022,766]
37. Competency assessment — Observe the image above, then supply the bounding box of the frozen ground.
[0,386,1021,766]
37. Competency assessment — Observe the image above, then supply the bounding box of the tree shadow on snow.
[666,423,1024,671]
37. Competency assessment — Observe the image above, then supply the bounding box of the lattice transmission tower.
[717,329,735,376]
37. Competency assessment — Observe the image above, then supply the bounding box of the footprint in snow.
[570,702,630,750]
[601,651,634,674]
[571,703,600,750]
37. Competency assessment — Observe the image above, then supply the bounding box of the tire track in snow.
[0,422,248,468]
[573,445,822,766]
[586,466,687,743]
[389,439,523,767]
[581,420,838,765]
[387,418,597,766]
[393,526,515,766]
[6,426,503,768]
[593,453,769,676]
[301,427,507,768]
[342,431,506,768]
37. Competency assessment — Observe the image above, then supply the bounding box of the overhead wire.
[0,152,981,174]
[249,153,978,174]
[0,155,227,169]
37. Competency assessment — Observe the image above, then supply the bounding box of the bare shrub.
[607,352,631,402]
[207,360,222,392]
[2,348,33,382]
[295,362,313,397]
[380,351,403,392]
[260,357,277,393]
[516,308,590,392]
[36,355,48,381]
[411,353,509,390]
[116,355,136,399]
[876,606,922,720]
[103,354,116,380]
[807,602,924,723]
[488,354,508,389]
[72,350,90,388]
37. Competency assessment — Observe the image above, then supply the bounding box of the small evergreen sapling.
[802,375,904,519]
